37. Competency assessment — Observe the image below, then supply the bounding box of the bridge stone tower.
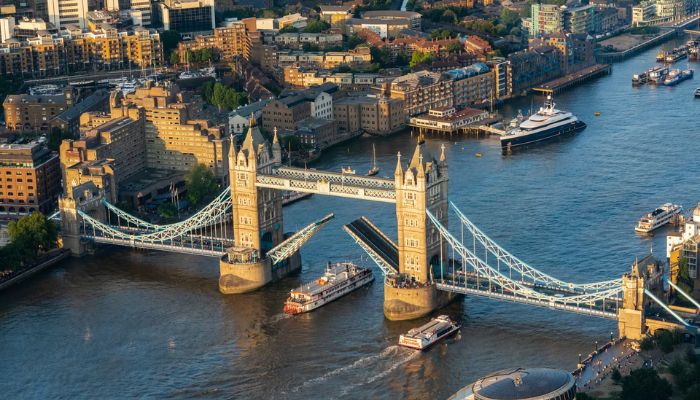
[58,181,107,256]
[384,142,455,320]
[219,122,300,294]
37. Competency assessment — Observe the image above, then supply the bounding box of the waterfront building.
[262,95,312,133]
[529,33,594,73]
[666,203,700,298]
[491,60,512,99]
[409,107,489,133]
[448,367,577,400]
[506,46,562,95]
[282,65,387,89]
[333,95,405,136]
[318,5,353,27]
[47,0,88,29]
[50,90,110,137]
[446,63,495,108]
[632,1,657,26]
[0,26,164,77]
[177,22,250,63]
[0,141,61,216]
[3,90,74,132]
[387,70,454,116]
[295,117,337,149]
[159,0,215,34]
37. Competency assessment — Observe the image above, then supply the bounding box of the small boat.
[341,166,355,175]
[594,111,601,116]
[399,315,460,350]
[283,262,374,314]
[656,51,667,62]
[649,66,669,84]
[475,152,482,157]
[695,87,700,98]
[635,203,682,234]
[367,144,380,176]
[664,69,681,86]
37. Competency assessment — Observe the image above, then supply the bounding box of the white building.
[667,204,700,258]
[48,0,88,29]
[0,17,15,43]
[130,0,153,26]
[310,92,333,120]
[228,98,273,134]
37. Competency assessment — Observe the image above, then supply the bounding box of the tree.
[347,33,364,49]
[169,51,180,65]
[499,8,521,28]
[685,384,700,400]
[409,51,433,69]
[302,19,330,33]
[640,336,655,351]
[441,9,457,23]
[612,367,622,382]
[185,164,219,207]
[280,25,299,33]
[48,127,73,151]
[655,330,675,353]
[157,202,178,219]
[621,368,672,400]
[7,212,58,262]
[160,30,183,55]
[447,42,463,53]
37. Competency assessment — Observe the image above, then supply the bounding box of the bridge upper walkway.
[257,167,396,203]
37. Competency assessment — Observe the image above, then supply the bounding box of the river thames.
[1,37,699,399]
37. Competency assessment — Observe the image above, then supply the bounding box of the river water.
[2,37,699,399]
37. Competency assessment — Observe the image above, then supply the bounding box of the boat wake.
[288,345,417,396]
[290,345,420,396]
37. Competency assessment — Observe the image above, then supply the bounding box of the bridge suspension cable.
[427,210,621,315]
[449,201,621,292]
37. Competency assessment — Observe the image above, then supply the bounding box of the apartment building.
[0,141,61,216]
[47,0,88,29]
[446,63,495,108]
[387,71,454,116]
[333,95,405,136]
[3,89,74,132]
[318,5,353,27]
[159,0,215,34]
[177,22,250,62]
[274,33,343,49]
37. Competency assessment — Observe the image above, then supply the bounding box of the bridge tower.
[219,121,300,294]
[58,181,106,256]
[384,142,455,320]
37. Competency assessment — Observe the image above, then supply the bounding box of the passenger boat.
[367,144,380,176]
[283,262,374,315]
[635,203,682,233]
[398,315,460,350]
[500,95,586,152]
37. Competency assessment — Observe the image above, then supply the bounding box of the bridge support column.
[58,196,87,256]
[383,282,457,321]
[219,251,301,294]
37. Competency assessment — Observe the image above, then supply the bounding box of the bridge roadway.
[436,276,620,319]
[256,167,396,203]
[81,226,233,257]
[344,217,399,272]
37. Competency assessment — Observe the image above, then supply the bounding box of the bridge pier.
[219,250,301,294]
[383,281,457,320]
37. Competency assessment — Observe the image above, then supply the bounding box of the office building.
[0,141,61,216]
[159,0,215,34]
[47,0,88,29]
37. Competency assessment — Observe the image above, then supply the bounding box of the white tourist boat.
[283,262,374,314]
[399,315,460,350]
[500,95,586,152]
[635,203,682,233]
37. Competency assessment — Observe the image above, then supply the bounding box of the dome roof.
[472,368,575,400]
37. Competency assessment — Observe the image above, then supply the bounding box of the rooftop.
[361,10,421,18]
[471,368,575,400]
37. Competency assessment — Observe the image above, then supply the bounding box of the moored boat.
[367,144,380,176]
[635,203,682,234]
[500,95,586,153]
[695,87,700,97]
[649,66,669,84]
[399,315,460,350]
[283,262,374,314]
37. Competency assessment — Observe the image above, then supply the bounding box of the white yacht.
[283,262,373,314]
[500,95,586,152]
[399,315,460,350]
[635,203,682,233]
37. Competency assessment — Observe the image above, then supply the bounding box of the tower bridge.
[57,119,699,340]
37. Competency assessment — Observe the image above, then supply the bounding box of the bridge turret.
[272,128,282,166]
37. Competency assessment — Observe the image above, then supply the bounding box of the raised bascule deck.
[56,117,699,340]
